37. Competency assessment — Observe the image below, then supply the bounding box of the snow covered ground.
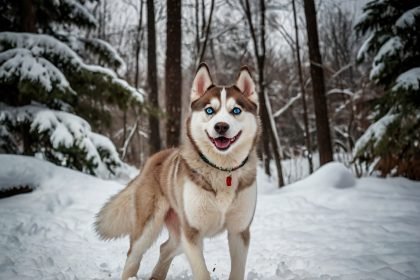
[1,155,420,279]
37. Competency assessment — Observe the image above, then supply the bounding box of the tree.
[354,0,420,179]
[241,0,285,187]
[165,0,182,147]
[196,0,215,64]
[292,0,313,173]
[303,0,333,165]
[0,0,143,178]
[317,3,377,173]
[146,0,161,154]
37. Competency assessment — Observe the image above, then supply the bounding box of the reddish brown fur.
[191,86,258,114]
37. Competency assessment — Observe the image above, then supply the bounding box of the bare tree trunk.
[195,0,200,55]
[197,0,215,63]
[201,0,206,34]
[122,120,138,160]
[147,0,161,154]
[20,0,36,155]
[303,0,333,165]
[292,0,313,173]
[243,0,284,187]
[165,0,182,147]
[100,0,107,39]
[20,0,36,33]
[122,109,127,145]
[242,0,270,175]
[259,0,284,187]
[135,0,144,88]
[265,92,285,187]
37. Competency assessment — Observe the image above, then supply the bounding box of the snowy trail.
[1,155,420,279]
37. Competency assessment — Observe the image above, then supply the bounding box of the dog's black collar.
[198,152,249,172]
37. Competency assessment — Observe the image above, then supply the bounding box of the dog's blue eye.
[232,107,242,115]
[205,107,214,115]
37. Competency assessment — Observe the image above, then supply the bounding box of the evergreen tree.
[354,0,420,179]
[0,0,144,178]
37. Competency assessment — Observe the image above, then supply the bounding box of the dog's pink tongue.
[214,137,230,149]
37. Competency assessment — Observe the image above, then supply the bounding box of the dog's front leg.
[228,228,250,280]
[181,227,210,280]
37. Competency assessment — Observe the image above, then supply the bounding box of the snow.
[0,155,57,192]
[396,6,420,28]
[353,112,398,157]
[393,67,420,91]
[1,156,420,279]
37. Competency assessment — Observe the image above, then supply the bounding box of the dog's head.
[187,63,260,167]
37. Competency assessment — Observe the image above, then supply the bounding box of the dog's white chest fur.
[182,179,256,237]
[183,179,235,236]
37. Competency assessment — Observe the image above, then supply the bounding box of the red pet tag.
[226,175,232,187]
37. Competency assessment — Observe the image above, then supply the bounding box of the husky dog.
[95,63,260,280]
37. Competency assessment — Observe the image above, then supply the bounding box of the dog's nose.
[214,122,230,135]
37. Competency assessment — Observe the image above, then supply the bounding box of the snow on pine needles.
[0,155,420,279]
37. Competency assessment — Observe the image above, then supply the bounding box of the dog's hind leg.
[121,199,168,280]
[150,209,181,279]
[149,231,180,279]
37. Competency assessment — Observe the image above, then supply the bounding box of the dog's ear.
[236,66,258,103]
[191,63,213,102]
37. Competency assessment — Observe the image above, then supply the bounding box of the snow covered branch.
[58,34,127,75]
[392,68,420,91]
[327,88,354,96]
[273,93,301,118]
[353,112,399,157]
[0,48,75,95]
[53,0,98,28]
[0,32,144,103]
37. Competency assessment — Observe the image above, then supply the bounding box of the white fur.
[226,182,257,233]
[221,87,227,106]
[209,97,220,111]
[183,179,236,236]
[182,180,256,280]
[182,180,256,237]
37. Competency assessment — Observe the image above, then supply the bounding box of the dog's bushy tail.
[94,186,134,240]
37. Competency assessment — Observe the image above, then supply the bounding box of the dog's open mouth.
[208,131,242,151]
